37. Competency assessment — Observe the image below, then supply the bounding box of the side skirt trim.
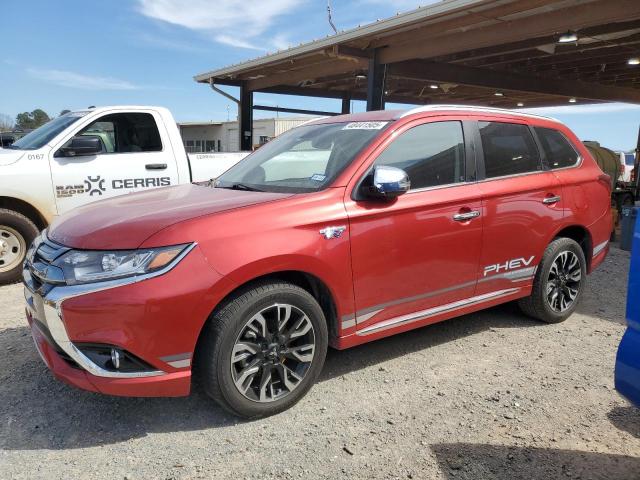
[356,288,520,336]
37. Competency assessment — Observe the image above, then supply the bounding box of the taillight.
[598,173,612,192]
[632,168,636,183]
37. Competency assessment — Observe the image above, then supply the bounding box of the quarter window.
[478,122,541,178]
[373,121,465,190]
[73,112,162,154]
[534,127,579,169]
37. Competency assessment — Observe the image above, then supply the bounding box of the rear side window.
[478,121,541,178]
[534,127,579,169]
[373,121,465,190]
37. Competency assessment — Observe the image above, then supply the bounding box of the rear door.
[474,119,564,296]
[345,118,484,335]
[50,110,180,214]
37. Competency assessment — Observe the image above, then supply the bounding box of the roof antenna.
[327,0,338,35]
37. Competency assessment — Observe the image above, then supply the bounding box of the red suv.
[23,106,612,418]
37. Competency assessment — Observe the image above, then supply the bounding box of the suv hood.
[0,149,25,166]
[49,184,292,250]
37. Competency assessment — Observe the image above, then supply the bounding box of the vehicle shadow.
[431,442,640,480]
[0,303,542,451]
[608,405,640,439]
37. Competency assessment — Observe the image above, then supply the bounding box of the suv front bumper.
[22,234,225,397]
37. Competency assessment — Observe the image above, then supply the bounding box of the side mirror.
[56,135,103,157]
[362,165,410,200]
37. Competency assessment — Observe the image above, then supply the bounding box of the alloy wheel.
[0,226,26,273]
[546,250,582,313]
[230,303,316,403]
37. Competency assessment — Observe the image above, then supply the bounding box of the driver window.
[374,121,465,190]
[73,112,162,154]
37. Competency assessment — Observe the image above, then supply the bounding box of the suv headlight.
[52,244,191,285]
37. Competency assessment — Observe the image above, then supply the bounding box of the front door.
[345,119,483,336]
[49,111,180,214]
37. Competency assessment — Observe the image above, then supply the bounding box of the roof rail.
[398,104,559,122]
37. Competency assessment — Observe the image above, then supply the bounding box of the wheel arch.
[197,268,342,355]
[0,196,47,230]
[551,224,593,272]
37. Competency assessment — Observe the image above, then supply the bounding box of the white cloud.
[214,34,265,51]
[27,68,139,90]
[523,103,640,116]
[136,32,206,53]
[136,0,302,50]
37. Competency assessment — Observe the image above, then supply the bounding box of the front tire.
[518,237,586,324]
[197,281,328,418]
[0,209,39,285]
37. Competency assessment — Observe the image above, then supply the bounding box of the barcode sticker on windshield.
[310,174,326,182]
[342,121,388,130]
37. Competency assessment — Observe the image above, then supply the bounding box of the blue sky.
[2,0,639,151]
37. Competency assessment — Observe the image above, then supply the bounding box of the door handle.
[542,195,561,204]
[146,163,167,170]
[453,210,481,222]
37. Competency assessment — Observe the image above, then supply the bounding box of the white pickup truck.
[0,105,248,283]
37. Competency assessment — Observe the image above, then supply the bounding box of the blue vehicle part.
[615,212,640,406]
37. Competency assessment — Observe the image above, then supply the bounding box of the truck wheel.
[0,209,39,284]
[518,238,586,324]
[197,281,328,418]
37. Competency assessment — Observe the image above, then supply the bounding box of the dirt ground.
[1,245,639,479]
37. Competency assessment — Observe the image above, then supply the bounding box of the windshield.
[10,112,88,150]
[216,121,390,193]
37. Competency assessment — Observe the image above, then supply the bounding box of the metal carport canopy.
[194,0,640,150]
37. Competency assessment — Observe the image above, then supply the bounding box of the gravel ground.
[1,245,639,480]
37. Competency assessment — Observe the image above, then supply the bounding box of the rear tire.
[518,238,586,324]
[0,209,39,285]
[196,281,328,418]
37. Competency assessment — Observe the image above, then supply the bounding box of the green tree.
[15,109,51,129]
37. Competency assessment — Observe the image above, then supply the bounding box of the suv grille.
[24,234,70,293]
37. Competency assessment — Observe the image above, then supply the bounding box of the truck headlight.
[52,244,191,285]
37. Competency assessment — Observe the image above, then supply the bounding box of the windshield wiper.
[221,183,264,192]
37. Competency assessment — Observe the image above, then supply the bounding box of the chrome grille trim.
[23,231,197,379]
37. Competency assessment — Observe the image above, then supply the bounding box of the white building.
[179,117,315,153]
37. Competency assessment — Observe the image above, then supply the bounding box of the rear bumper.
[615,327,640,407]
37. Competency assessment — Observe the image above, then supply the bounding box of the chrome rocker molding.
[24,233,197,379]
[356,288,520,336]
[592,240,608,258]
[341,266,536,330]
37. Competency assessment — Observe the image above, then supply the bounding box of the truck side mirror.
[361,165,411,200]
[56,135,103,157]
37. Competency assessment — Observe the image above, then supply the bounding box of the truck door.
[49,111,180,214]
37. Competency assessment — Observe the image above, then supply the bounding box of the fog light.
[111,348,121,370]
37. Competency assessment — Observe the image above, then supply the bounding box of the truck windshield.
[9,112,88,150]
[216,121,390,193]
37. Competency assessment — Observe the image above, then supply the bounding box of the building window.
[218,140,222,152]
